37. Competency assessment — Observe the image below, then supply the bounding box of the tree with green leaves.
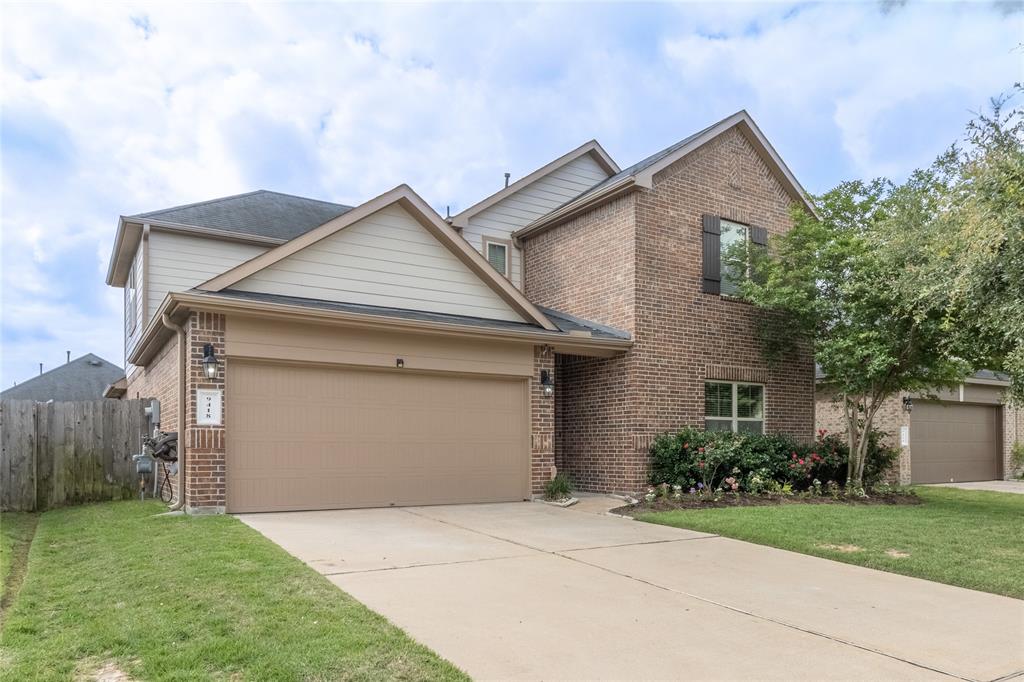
[733,178,969,487]
[909,92,1024,402]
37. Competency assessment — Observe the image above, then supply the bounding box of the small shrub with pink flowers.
[649,426,899,494]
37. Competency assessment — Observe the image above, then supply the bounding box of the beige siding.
[226,316,535,377]
[464,153,611,289]
[147,230,268,315]
[232,204,525,322]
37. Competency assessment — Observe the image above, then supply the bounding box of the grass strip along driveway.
[1,501,467,681]
[636,486,1024,598]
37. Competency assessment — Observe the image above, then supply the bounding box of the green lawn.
[0,501,467,681]
[0,512,37,603]
[636,487,1024,598]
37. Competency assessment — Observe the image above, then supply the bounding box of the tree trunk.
[842,394,880,488]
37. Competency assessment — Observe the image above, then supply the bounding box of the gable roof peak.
[450,139,619,228]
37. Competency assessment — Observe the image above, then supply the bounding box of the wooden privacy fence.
[1,399,151,512]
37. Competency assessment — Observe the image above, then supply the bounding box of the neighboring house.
[817,370,1023,484]
[1,354,124,402]
[106,110,815,513]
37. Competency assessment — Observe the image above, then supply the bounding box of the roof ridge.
[254,189,353,209]
[130,189,267,218]
[6,353,121,390]
[131,189,353,220]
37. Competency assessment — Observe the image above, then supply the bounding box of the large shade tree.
[734,178,968,486]
[736,92,1023,485]
[910,93,1024,402]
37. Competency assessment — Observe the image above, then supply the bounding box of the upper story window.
[484,237,510,278]
[701,215,767,296]
[126,265,137,333]
[705,381,764,433]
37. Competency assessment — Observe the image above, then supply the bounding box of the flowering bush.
[649,427,897,492]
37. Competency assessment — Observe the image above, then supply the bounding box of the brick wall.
[126,333,181,502]
[524,127,814,494]
[531,345,556,494]
[816,387,910,484]
[125,334,179,432]
[184,311,226,512]
[1003,402,1022,480]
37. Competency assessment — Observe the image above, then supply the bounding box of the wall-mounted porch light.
[202,343,220,380]
[540,369,554,398]
[902,396,914,413]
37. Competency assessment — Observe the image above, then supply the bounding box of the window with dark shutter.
[703,215,767,296]
[701,214,721,294]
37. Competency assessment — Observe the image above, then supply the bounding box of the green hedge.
[649,427,898,492]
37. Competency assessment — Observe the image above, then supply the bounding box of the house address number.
[196,389,223,426]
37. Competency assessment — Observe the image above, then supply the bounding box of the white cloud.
[1,1,1019,385]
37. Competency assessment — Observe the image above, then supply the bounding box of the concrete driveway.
[924,480,1024,495]
[239,500,1024,681]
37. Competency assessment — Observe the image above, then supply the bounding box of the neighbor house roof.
[449,140,619,229]
[513,110,817,240]
[814,365,1010,386]
[2,354,124,402]
[106,190,353,286]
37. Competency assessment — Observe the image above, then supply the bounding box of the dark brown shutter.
[702,214,721,294]
[750,226,768,284]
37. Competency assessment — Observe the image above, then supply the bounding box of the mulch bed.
[611,491,920,516]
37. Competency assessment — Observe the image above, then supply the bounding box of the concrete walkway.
[239,500,1024,681]
[924,480,1024,494]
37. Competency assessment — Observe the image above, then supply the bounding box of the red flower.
[798,459,805,465]
[698,447,705,454]
[698,461,705,468]
[791,453,798,460]
[683,443,689,449]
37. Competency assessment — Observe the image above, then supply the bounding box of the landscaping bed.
[612,489,920,514]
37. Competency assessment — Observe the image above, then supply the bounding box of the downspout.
[162,313,187,512]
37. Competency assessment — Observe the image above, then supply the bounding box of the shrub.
[544,473,572,500]
[649,427,897,492]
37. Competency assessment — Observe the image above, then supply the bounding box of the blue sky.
[1,1,1021,386]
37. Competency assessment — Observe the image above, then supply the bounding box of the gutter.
[161,313,187,512]
[130,291,632,367]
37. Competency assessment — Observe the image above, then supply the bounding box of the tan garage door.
[911,402,1000,484]
[226,361,529,513]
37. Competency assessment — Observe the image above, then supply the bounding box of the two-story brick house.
[107,110,815,513]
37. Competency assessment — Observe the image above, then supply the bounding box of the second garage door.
[911,401,1000,484]
[226,361,529,512]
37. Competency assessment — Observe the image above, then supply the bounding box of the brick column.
[531,345,556,495]
[185,311,227,513]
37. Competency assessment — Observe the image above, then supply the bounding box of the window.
[701,215,767,296]
[484,237,510,277]
[126,265,137,333]
[705,381,763,433]
[719,219,748,296]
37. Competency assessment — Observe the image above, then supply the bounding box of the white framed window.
[483,237,510,277]
[127,265,137,333]
[719,219,749,296]
[705,381,764,433]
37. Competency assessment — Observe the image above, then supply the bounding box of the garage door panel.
[911,402,999,484]
[226,362,529,512]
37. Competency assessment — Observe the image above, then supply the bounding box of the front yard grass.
[636,487,1024,598]
[0,501,467,681]
[1,512,38,603]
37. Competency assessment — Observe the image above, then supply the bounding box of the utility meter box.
[133,453,154,475]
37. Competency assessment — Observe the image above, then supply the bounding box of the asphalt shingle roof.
[2,354,124,402]
[196,290,630,341]
[131,190,353,242]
